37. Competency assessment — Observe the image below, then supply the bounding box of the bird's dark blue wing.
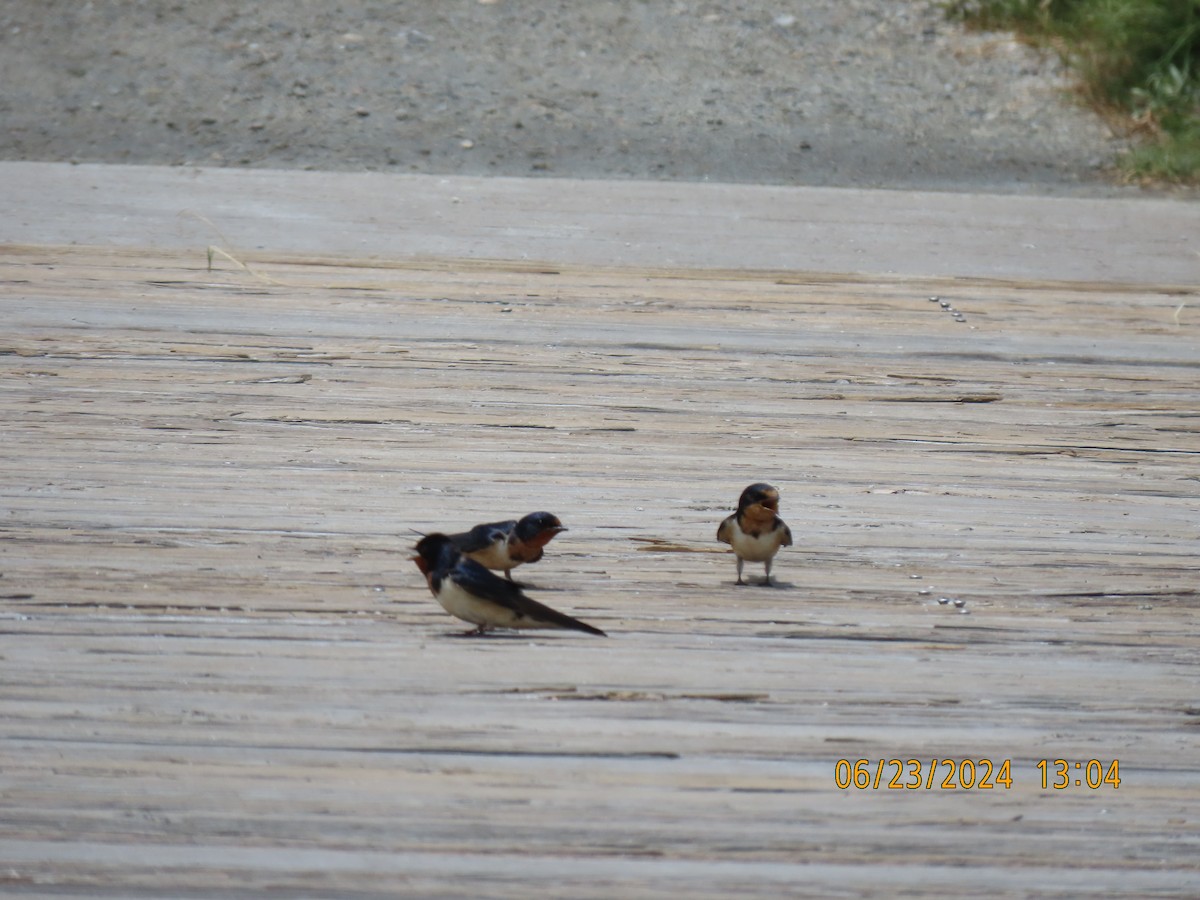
[448,519,517,554]
[449,556,529,608]
[450,556,606,636]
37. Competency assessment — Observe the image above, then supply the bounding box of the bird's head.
[412,532,458,574]
[738,482,780,514]
[514,511,568,546]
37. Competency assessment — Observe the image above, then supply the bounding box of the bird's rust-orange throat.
[741,504,778,536]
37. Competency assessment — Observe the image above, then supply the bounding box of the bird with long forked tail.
[412,533,605,636]
[447,511,566,582]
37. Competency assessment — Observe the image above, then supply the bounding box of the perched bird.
[716,482,793,586]
[412,533,606,636]
[448,511,567,582]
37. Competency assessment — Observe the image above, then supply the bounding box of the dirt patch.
[0,1,1163,196]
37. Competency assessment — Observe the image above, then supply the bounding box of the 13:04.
[1037,759,1121,789]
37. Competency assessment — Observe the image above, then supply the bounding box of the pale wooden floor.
[2,243,1198,897]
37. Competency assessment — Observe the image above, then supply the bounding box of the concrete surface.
[2,161,1198,284]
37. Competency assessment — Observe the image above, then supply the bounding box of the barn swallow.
[716,482,793,586]
[448,511,567,582]
[412,533,605,636]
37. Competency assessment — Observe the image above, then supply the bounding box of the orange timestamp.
[834,758,1121,790]
[1037,758,1121,790]
[835,758,1014,790]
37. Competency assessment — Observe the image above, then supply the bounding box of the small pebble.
[937,597,951,605]
[953,599,966,608]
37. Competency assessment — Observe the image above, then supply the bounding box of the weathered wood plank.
[1,244,1198,897]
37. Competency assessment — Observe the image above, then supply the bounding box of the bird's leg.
[735,557,746,586]
[761,559,773,587]
[504,570,514,582]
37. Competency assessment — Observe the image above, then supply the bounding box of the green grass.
[945,0,1200,185]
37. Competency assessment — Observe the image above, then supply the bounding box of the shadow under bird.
[412,533,606,637]
[448,511,567,582]
[716,482,793,586]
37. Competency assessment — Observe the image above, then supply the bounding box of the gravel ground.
[0,0,1164,196]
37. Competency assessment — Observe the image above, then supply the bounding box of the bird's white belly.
[465,540,513,571]
[729,525,783,562]
[436,579,523,628]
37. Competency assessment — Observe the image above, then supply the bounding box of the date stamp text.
[834,758,1121,791]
